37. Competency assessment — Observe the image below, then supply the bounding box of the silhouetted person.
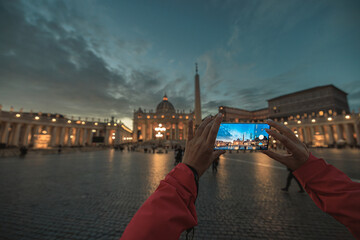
[282,168,304,192]
[174,147,183,165]
[212,157,219,172]
[19,146,28,157]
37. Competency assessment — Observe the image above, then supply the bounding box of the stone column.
[142,123,146,141]
[325,125,335,145]
[22,124,32,146]
[104,129,109,145]
[303,127,309,144]
[59,127,66,146]
[50,127,58,146]
[149,122,153,140]
[88,129,94,145]
[318,125,328,145]
[133,123,137,141]
[82,128,88,146]
[354,123,360,147]
[115,128,121,145]
[184,123,188,140]
[67,128,72,146]
[310,126,315,143]
[344,124,354,146]
[30,125,41,145]
[335,124,343,142]
[74,128,80,145]
[12,123,22,146]
[0,122,10,144]
[175,124,179,140]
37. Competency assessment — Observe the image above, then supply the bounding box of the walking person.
[212,156,219,173]
[282,167,304,192]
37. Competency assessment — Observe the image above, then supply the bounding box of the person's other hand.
[262,119,310,170]
[182,113,226,176]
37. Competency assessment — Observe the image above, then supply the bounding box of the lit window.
[284,122,288,125]
[328,109,333,115]
[52,118,56,122]
[35,116,40,120]
[179,116,183,119]
[161,115,164,118]
[345,115,350,119]
[67,120,71,123]
[172,115,175,118]
[297,120,301,124]
[147,115,150,119]
[107,123,111,126]
[319,111,324,116]
[327,117,332,121]
[16,113,21,118]
[185,116,189,119]
[94,122,98,125]
[154,116,157,119]
[82,121,85,125]
[311,119,316,123]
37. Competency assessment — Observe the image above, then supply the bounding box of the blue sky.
[216,123,269,142]
[0,0,359,128]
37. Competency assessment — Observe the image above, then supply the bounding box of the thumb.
[211,150,225,162]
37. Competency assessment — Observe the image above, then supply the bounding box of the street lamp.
[155,123,166,141]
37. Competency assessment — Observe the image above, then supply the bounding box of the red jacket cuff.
[165,163,198,200]
[293,153,328,187]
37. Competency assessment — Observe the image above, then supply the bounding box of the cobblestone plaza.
[0,149,359,240]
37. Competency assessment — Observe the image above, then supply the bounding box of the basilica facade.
[132,94,195,142]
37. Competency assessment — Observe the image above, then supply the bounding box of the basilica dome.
[156,94,175,113]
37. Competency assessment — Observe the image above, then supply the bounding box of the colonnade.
[277,113,360,147]
[0,111,133,148]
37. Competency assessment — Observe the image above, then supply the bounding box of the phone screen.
[214,123,270,150]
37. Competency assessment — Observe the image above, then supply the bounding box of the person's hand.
[182,113,226,176]
[262,119,310,170]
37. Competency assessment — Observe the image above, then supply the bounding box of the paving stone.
[0,149,358,239]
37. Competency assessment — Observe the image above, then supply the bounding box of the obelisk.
[194,63,202,128]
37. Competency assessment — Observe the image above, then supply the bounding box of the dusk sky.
[1,0,359,129]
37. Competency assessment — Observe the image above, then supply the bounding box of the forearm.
[293,153,360,238]
[120,163,198,240]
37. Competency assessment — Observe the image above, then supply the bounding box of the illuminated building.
[133,94,194,142]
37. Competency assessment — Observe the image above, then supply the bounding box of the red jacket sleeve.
[293,153,360,239]
[120,163,198,240]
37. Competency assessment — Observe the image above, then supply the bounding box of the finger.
[266,119,299,143]
[211,150,226,161]
[194,115,213,138]
[187,120,194,142]
[265,129,299,154]
[201,117,216,139]
[206,113,223,145]
[262,150,290,166]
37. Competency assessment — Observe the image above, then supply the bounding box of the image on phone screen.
[214,123,270,150]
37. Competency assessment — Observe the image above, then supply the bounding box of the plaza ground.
[0,148,359,239]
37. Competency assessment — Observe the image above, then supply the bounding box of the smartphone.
[214,123,270,150]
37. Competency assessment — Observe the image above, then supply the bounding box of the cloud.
[0,1,191,128]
